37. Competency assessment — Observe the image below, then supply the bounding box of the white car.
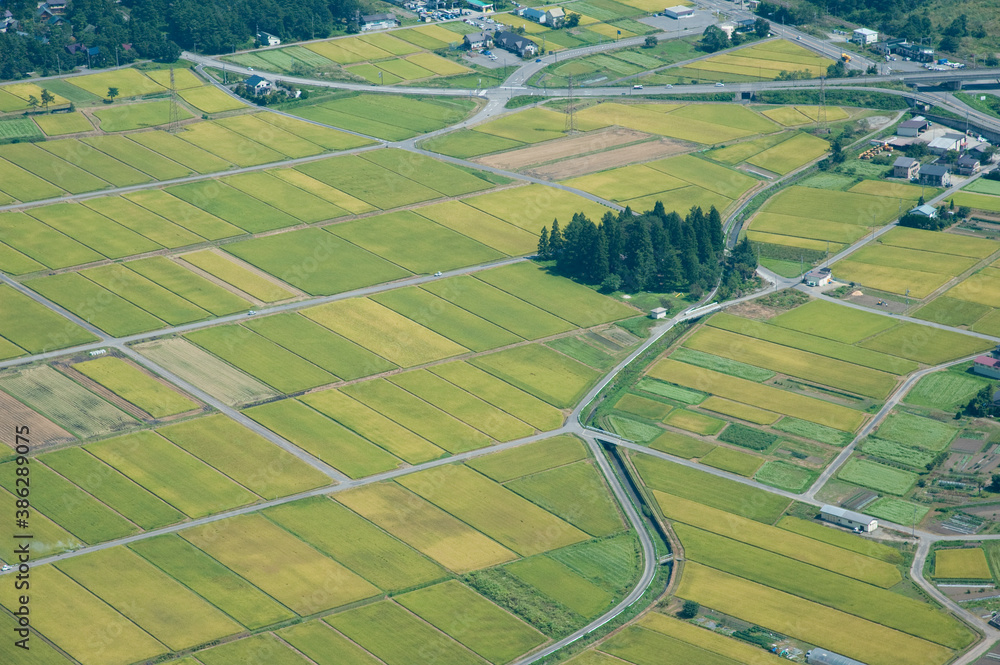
[633,84,643,90]
[715,82,725,87]
[434,271,443,277]
[247,310,258,315]
[664,84,673,89]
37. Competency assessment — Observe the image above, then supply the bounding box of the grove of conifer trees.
[537,203,759,299]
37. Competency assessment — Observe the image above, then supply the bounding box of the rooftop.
[976,355,1000,368]
[920,164,950,176]
[821,505,875,524]
[893,156,918,167]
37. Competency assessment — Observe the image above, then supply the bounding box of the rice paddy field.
[933,547,992,581]
[674,40,833,83]
[289,93,478,140]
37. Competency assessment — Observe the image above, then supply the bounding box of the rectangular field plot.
[396,580,546,664]
[563,163,688,203]
[56,547,240,650]
[215,113,326,159]
[468,435,587,482]
[0,213,102,269]
[0,158,65,203]
[328,210,503,273]
[302,389,444,464]
[684,326,897,398]
[0,391,75,451]
[839,458,917,495]
[648,359,866,432]
[277,621,388,665]
[463,184,613,235]
[159,414,331,499]
[934,547,991,580]
[372,286,522,352]
[29,202,160,259]
[180,250,297,302]
[130,534,295,630]
[269,168,375,214]
[424,276,575,339]
[82,263,210,325]
[755,460,814,492]
[295,154,442,209]
[65,68,166,98]
[875,412,957,451]
[342,379,490,453]
[0,285,97,353]
[256,112,378,150]
[336,482,517,573]
[746,132,829,175]
[0,365,137,439]
[360,148,493,197]
[860,323,993,364]
[123,189,243,240]
[476,262,637,327]
[81,134,192,181]
[676,564,953,665]
[81,197,202,248]
[134,338,278,407]
[506,555,613,617]
[638,612,783,665]
[305,297,466,367]
[397,464,587,556]
[0,142,108,194]
[471,344,601,408]
[194,634,309,665]
[246,312,396,379]
[39,138,152,187]
[180,85,252,113]
[175,121,286,166]
[769,299,898,344]
[126,129,233,173]
[244,399,401,478]
[185,325,335,394]
[634,454,789,523]
[602,626,745,665]
[430,361,566,431]
[40,447,185,530]
[653,491,899,587]
[224,227,410,295]
[0,461,138,543]
[265,496,446,592]
[0,566,167,665]
[507,460,624,537]
[182,513,380,615]
[222,171,348,223]
[415,200,538,255]
[328,601,484,665]
[647,153,758,199]
[778,516,903,563]
[93,99,191,131]
[390,370,535,441]
[699,446,763,476]
[944,268,1000,308]
[166,180,300,233]
[764,185,905,224]
[126,256,250,316]
[831,259,951,299]
[73,356,198,418]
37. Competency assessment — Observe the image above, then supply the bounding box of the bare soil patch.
[952,438,988,453]
[528,137,697,179]
[474,127,651,171]
[0,391,75,450]
[725,301,781,320]
[842,293,908,314]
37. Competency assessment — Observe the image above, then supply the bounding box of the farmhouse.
[974,355,1000,380]
[664,5,694,19]
[873,37,906,55]
[464,31,493,49]
[918,164,951,187]
[519,7,546,23]
[257,31,281,46]
[734,18,756,32]
[957,154,980,175]
[649,307,668,319]
[494,30,537,57]
[909,203,938,218]
[806,649,867,665]
[360,13,399,31]
[892,156,920,179]
[896,41,935,62]
[545,7,565,27]
[852,28,878,45]
[804,269,832,287]
[897,117,928,137]
[820,505,878,532]
[245,74,272,94]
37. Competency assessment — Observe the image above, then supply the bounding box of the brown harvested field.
[952,438,986,453]
[528,137,698,180]
[133,338,278,407]
[0,391,75,449]
[474,127,650,170]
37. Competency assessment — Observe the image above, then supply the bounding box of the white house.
[910,203,938,218]
[852,28,878,45]
[257,31,281,46]
[463,31,493,49]
[649,307,668,319]
[664,5,694,18]
[245,74,272,94]
[804,270,832,287]
[820,505,878,532]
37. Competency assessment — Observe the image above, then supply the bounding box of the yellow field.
[336,482,518,572]
[66,69,167,98]
[648,358,866,432]
[406,52,471,76]
[880,226,1000,258]
[639,612,784,665]
[933,548,992,580]
[746,230,843,253]
[575,102,757,143]
[831,260,950,299]
[762,106,811,126]
[181,513,380,615]
[848,179,928,200]
[700,396,779,425]
[796,105,849,121]
[677,564,953,665]
[2,82,70,105]
[179,85,248,113]
[947,269,1000,307]
[146,68,203,90]
[616,0,681,12]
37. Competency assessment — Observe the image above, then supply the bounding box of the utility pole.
[168,68,181,134]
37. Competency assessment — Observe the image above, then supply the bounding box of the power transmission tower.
[565,75,576,133]
[168,68,181,133]
[818,76,828,129]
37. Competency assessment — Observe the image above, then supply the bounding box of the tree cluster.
[536,203,729,294]
[898,212,949,231]
[965,384,998,418]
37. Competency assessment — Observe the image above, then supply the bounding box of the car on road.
[434,271,443,277]
[632,84,643,89]
[664,84,673,88]
[796,35,802,40]
[715,82,725,87]
[536,58,541,62]
[247,310,258,315]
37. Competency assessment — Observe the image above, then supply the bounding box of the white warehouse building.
[852,27,878,45]
[820,505,878,532]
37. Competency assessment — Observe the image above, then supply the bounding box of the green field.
[860,438,936,468]
[860,323,993,364]
[649,430,715,458]
[396,581,546,664]
[904,368,992,410]
[614,393,673,420]
[94,100,193,131]
[159,415,331,499]
[467,435,587,482]
[225,227,410,295]
[194,633,308,665]
[934,547,992,580]
[244,399,401,478]
[875,412,958,451]
[838,458,918,495]
[33,111,92,135]
[746,132,829,175]
[670,347,775,382]
[635,454,790,523]
[74,356,197,418]
[777,516,903,563]
[127,256,251,316]
[81,197,201,249]
[864,497,930,525]
[507,461,624,537]
[0,286,97,353]
[397,464,588,555]
[180,250,296,301]
[663,409,727,436]
[74,262,207,325]
[914,296,991,327]
[40,448,185,530]
[277,621,387,665]
[167,180,299,233]
[264,496,446,591]
[415,200,538,256]
[87,430,258,517]
[699,446,762,476]
[602,626,742,665]
[635,378,707,404]
[130,534,296,629]
[755,460,814,492]
[608,414,664,443]
[773,417,852,446]
[471,344,600,408]
[223,171,346,223]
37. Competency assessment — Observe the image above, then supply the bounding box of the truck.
[841,53,851,62]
